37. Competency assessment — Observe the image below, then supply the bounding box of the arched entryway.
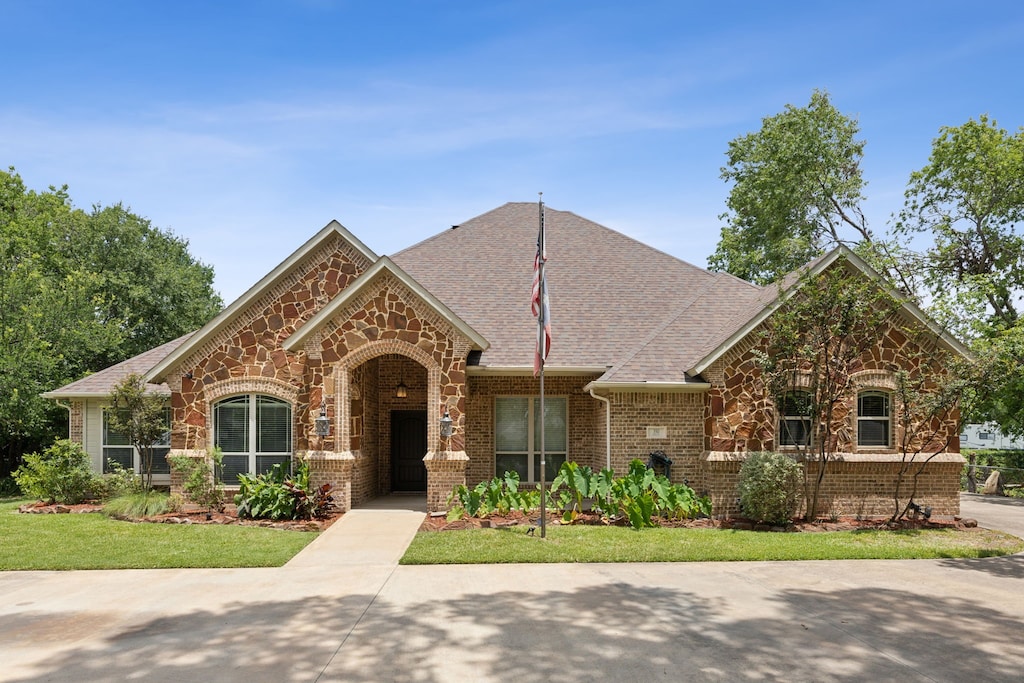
[336,341,441,497]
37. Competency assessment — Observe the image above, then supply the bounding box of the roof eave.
[583,380,712,393]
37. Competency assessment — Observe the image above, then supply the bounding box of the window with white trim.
[214,395,292,483]
[495,396,567,482]
[102,408,171,474]
[857,391,890,447]
[778,391,813,447]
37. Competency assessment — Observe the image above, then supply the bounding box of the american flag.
[532,200,551,376]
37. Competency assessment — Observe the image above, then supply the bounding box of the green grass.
[400,524,1024,564]
[0,498,316,570]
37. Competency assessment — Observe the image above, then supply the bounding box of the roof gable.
[283,256,488,353]
[146,220,377,382]
[689,245,972,376]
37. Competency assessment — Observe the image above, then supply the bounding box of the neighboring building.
[961,423,1024,451]
[43,203,969,516]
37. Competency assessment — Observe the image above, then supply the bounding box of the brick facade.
[159,231,961,519]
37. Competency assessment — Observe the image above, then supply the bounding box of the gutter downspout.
[54,399,73,439]
[589,388,611,470]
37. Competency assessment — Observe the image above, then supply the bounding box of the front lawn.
[400,524,1024,564]
[0,499,317,570]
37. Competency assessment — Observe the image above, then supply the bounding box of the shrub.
[737,452,803,525]
[100,462,143,500]
[233,460,331,520]
[13,440,100,504]
[169,448,225,513]
[447,470,537,521]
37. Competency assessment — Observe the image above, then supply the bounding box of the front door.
[391,410,427,492]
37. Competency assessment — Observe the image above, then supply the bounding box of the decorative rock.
[982,470,1004,495]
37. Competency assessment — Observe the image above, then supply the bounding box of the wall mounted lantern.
[315,399,331,437]
[440,408,453,439]
[396,363,408,398]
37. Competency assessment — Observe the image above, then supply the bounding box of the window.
[778,391,812,446]
[857,391,890,447]
[102,408,171,474]
[979,432,993,441]
[214,395,292,483]
[495,397,567,482]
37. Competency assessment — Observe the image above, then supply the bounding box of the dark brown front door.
[391,410,427,492]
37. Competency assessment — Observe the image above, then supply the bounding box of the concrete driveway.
[2,494,1024,683]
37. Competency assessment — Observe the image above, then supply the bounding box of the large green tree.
[895,116,1024,436]
[895,115,1024,338]
[0,168,222,475]
[709,90,872,285]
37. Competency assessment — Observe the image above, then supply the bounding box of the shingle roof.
[46,202,816,397]
[393,202,763,378]
[42,333,194,398]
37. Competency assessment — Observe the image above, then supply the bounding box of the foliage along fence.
[962,449,1024,490]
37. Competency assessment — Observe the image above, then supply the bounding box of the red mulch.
[418,509,976,533]
[17,500,343,532]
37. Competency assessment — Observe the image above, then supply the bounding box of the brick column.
[304,451,355,512]
[423,450,469,513]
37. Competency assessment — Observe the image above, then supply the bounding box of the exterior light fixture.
[396,363,408,398]
[315,399,330,437]
[440,408,453,439]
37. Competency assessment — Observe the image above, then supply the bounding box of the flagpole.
[538,195,547,539]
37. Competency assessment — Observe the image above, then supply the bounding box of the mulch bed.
[17,500,343,532]
[418,509,978,533]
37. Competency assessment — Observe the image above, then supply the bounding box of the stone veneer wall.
[704,453,964,518]
[608,391,706,487]
[465,375,602,486]
[168,237,371,452]
[704,318,961,455]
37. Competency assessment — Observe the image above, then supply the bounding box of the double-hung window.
[857,391,890,447]
[102,408,171,474]
[214,395,292,483]
[495,396,567,483]
[778,391,813,447]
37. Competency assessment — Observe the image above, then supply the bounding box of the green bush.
[13,440,100,504]
[233,460,330,520]
[99,462,143,500]
[169,449,225,512]
[737,452,803,525]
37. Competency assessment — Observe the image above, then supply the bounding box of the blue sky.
[3,1,1023,303]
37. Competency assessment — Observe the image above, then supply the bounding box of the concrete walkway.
[2,494,1024,682]
[286,495,426,568]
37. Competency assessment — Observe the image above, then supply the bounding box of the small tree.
[107,373,168,490]
[755,258,900,520]
[889,340,987,521]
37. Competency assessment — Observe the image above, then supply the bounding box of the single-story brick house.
[44,202,969,516]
